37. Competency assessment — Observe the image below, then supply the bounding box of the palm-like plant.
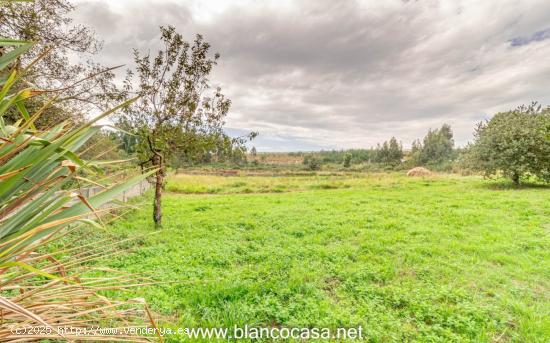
[0,29,159,341]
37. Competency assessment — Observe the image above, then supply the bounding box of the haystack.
[407,167,433,177]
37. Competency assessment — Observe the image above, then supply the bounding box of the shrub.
[303,155,321,171]
[343,152,352,168]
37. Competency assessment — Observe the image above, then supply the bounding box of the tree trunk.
[152,154,164,228]
[512,172,520,186]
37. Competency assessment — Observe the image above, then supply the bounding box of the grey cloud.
[73,1,192,61]
[73,0,550,150]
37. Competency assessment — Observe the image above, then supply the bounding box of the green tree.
[466,103,550,185]
[374,137,403,166]
[388,136,404,164]
[411,124,455,166]
[116,26,232,227]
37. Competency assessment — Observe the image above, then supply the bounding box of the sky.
[72,0,550,151]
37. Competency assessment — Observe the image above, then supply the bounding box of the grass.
[166,173,394,194]
[104,173,549,342]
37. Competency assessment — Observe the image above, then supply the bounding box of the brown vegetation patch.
[406,167,434,177]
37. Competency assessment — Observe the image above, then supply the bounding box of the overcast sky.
[72,0,550,151]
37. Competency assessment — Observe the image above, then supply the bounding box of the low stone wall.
[80,180,151,202]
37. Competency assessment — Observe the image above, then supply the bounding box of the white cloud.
[73,0,550,151]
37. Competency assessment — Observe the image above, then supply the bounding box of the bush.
[304,155,321,170]
[343,152,352,168]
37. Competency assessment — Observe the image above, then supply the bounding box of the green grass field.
[105,173,549,342]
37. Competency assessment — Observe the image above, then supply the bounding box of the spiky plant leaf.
[0,36,159,341]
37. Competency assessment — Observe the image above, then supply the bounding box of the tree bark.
[152,154,164,228]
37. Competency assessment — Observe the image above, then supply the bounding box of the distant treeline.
[293,104,550,186]
[296,124,456,171]
[87,105,548,185]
